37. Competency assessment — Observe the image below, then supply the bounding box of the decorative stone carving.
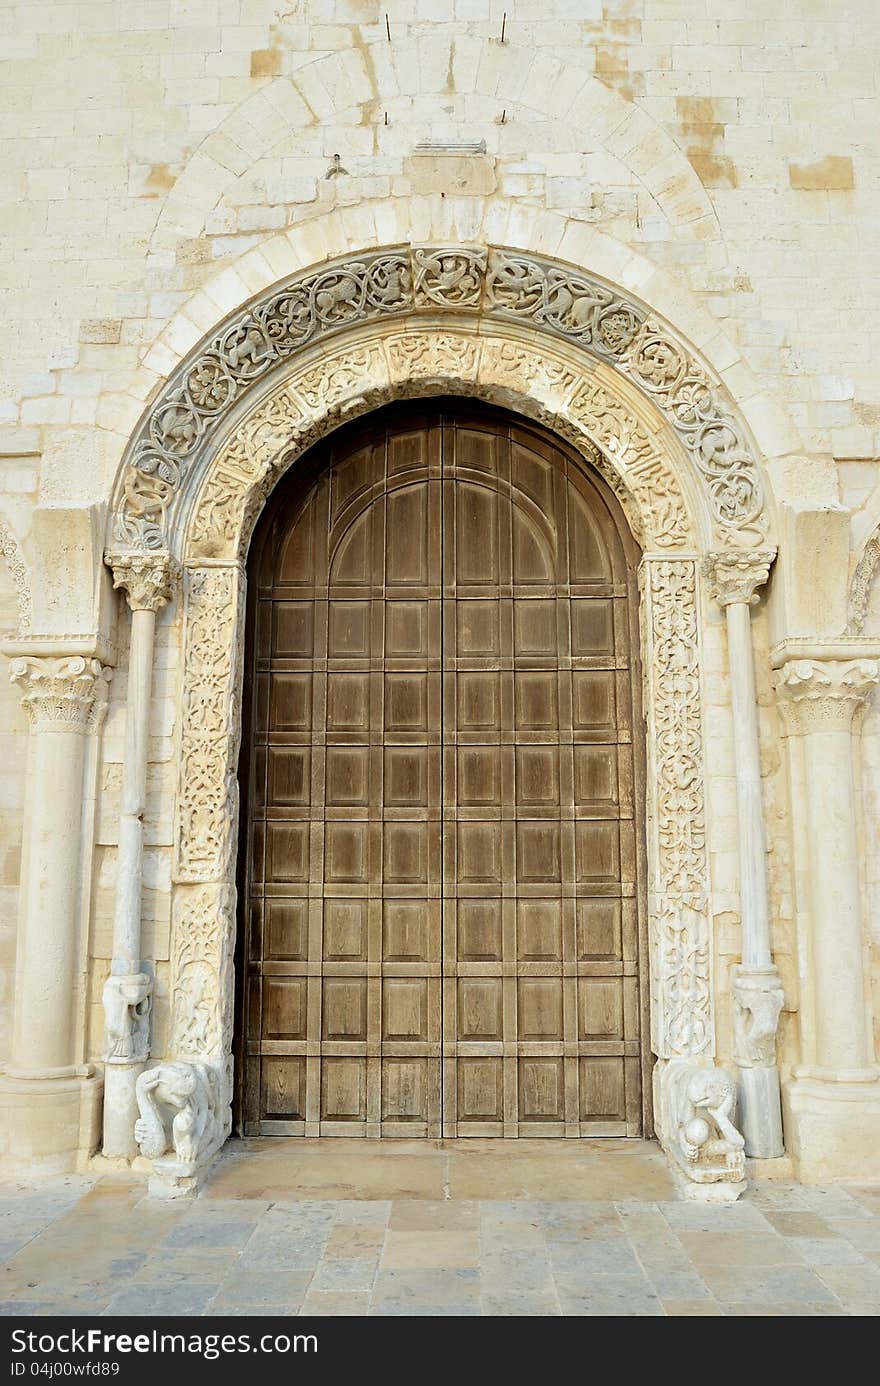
[705,548,775,607]
[624,322,764,543]
[9,655,112,731]
[412,246,487,308]
[846,531,880,636]
[109,246,767,552]
[386,331,480,382]
[174,566,246,883]
[733,966,785,1069]
[134,1059,227,1196]
[774,657,880,734]
[0,519,32,633]
[641,560,712,1059]
[657,1060,746,1195]
[106,550,178,613]
[102,972,152,1063]
[485,250,643,358]
[170,883,236,1061]
[568,381,691,547]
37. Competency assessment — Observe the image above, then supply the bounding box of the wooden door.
[240,401,645,1137]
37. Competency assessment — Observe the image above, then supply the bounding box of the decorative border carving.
[110,245,767,553]
[846,531,880,636]
[641,559,712,1059]
[183,329,695,564]
[173,565,245,883]
[0,519,32,633]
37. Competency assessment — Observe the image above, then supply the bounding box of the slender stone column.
[101,552,177,1160]
[0,654,111,1171]
[774,653,880,1181]
[707,550,784,1159]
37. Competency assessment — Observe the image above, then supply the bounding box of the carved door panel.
[241,402,644,1137]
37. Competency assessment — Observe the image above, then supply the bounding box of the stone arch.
[105,238,780,1198]
[149,35,720,260]
[107,244,775,560]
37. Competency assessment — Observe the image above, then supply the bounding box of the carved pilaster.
[774,657,880,734]
[106,550,179,613]
[9,655,112,732]
[705,548,775,608]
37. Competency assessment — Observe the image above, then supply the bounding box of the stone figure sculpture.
[102,972,152,1062]
[134,1060,221,1168]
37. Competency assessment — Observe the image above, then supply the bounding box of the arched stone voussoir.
[148,35,720,258]
[109,243,773,562]
[182,322,703,566]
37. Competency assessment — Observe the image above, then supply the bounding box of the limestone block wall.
[1,1,879,1080]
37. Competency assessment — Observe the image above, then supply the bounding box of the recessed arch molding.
[109,245,770,558]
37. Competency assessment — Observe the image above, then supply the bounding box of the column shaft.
[708,549,783,1160]
[802,724,873,1076]
[10,727,87,1075]
[101,552,176,1162]
[113,606,156,971]
[726,599,772,969]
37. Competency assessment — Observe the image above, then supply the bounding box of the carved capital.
[106,550,179,613]
[9,655,113,732]
[774,657,880,734]
[733,965,784,1069]
[705,548,776,608]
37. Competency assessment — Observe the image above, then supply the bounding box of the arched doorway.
[236,399,649,1139]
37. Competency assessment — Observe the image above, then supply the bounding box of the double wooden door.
[240,401,646,1138]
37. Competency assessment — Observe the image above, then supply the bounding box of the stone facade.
[1,2,879,1193]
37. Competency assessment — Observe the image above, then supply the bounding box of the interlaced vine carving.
[643,559,712,1059]
[111,245,767,553]
[173,566,245,883]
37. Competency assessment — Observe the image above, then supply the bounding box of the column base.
[0,1071,103,1176]
[783,1075,880,1183]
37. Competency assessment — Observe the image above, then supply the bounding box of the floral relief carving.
[173,565,245,883]
[0,519,32,633]
[170,883,236,1061]
[386,331,480,381]
[112,246,767,553]
[293,346,388,413]
[9,655,113,732]
[568,381,691,548]
[624,323,764,543]
[642,559,712,1059]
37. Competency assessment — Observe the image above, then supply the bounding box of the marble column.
[774,652,880,1181]
[0,652,111,1172]
[707,550,784,1159]
[101,552,177,1160]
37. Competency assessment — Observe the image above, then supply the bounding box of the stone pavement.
[1,1139,879,1317]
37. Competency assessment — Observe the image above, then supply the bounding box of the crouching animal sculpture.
[134,1061,222,1169]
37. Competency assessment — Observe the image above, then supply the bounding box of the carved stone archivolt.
[181,329,695,565]
[109,244,768,556]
